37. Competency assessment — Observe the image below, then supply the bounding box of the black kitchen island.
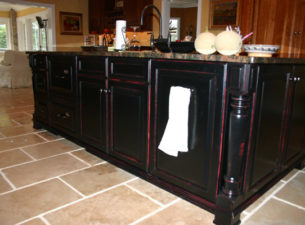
[28,51,305,225]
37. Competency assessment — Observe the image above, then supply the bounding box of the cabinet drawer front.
[49,56,76,95]
[51,103,76,133]
[78,56,106,77]
[109,57,149,82]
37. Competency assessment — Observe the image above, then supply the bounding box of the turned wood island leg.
[214,92,251,225]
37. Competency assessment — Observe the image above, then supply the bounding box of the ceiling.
[170,0,198,8]
[0,2,38,11]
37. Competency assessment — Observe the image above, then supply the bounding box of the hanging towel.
[158,86,191,157]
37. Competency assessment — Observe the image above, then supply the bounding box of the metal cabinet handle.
[100,89,104,93]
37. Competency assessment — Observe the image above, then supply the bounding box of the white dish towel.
[158,86,191,157]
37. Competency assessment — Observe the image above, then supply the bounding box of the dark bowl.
[154,40,195,53]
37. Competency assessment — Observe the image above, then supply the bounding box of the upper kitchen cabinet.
[239,0,305,58]
[88,0,152,33]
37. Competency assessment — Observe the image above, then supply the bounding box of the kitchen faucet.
[140,4,163,40]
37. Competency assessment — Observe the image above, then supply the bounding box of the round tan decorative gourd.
[194,32,216,55]
[215,31,242,56]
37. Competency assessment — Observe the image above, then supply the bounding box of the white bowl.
[243,44,280,57]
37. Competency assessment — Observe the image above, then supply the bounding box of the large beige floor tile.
[23,139,81,159]
[3,154,88,187]
[12,114,33,125]
[45,186,160,225]
[0,179,81,225]
[35,131,62,141]
[243,198,305,225]
[71,149,104,165]
[0,134,45,152]
[281,169,299,182]
[244,181,284,213]
[61,163,134,195]
[137,199,214,225]
[0,124,36,137]
[0,149,32,168]
[275,172,305,208]
[0,175,12,193]
[0,117,17,128]
[127,178,178,205]
[20,218,46,225]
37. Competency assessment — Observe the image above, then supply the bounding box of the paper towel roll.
[115,20,126,51]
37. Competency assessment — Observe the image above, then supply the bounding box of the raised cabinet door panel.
[89,0,105,34]
[79,79,107,150]
[109,83,148,170]
[151,60,226,202]
[247,65,292,189]
[284,66,305,167]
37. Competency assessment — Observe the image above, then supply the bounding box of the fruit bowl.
[243,44,280,57]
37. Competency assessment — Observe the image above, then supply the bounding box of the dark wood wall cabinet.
[89,0,153,33]
[29,53,305,225]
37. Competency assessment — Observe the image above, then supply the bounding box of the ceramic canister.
[115,20,126,50]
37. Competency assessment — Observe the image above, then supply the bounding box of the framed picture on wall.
[59,11,83,35]
[209,0,239,29]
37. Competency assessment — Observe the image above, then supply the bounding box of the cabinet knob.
[290,77,302,82]
[63,69,69,74]
[100,89,104,93]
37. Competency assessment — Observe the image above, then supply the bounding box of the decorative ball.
[215,31,242,56]
[194,32,216,55]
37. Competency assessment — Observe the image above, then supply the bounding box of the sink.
[154,40,195,53]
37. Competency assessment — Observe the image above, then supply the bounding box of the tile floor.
[0,87,304,225]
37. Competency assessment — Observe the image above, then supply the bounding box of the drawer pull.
[63,69,69,74]
[56,112,71,119]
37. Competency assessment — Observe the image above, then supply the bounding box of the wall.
[171,7,197,40]
[24,0,89,50]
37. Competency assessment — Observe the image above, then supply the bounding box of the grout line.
[39,216,52,225]
[19,148,38,161]
[68,152,92,167]
[0,170,17,190]
[125,183,164,207]
[0,164,91,196]
[35,133,53,142]
[11,119,23,126]
[94,161,108,166]
[15,177,140,225]
[129,198,181,225]
[0,151,85,171]
[272,196,305,211]
[242,171,301,223]
[57,177,86,198]
[23,111,33,117]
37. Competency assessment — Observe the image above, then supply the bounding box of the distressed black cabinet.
[108,57,150,170]
[78,56,107,150]
[29,53,305,225]
[150,60,226,202]
[246,65,292,190]
[284,65,305,167]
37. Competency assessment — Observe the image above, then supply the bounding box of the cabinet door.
[79,79,107,151]
[150,60,226,202]
[284,66,305,167]
[109,82,148,170]
[246,65,292,189]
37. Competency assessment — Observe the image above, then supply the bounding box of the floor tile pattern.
[0,87,304,225]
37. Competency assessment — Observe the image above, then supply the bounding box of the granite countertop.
[27,49,305,64]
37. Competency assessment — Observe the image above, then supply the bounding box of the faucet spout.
[140,4,162,40]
